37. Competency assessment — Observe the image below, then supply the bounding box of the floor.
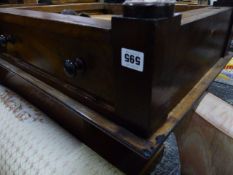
[152,133,180,175]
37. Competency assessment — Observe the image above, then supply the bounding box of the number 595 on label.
[121,48,144,72]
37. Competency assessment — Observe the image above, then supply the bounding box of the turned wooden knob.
[0,35,14,46]
[64,58,85,77]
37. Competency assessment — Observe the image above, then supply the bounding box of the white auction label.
[121,48,144,72]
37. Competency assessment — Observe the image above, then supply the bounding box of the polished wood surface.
[0,4,232,136]
[214,1,233,55]
[0,58,155,174]
[196,93,233,138]
[0,1,37,7]
[151,53,232,141]
[113,7,232,136]
[18,2,106,12]
[175,4,206,12]
[0,52,231,175]
[0,0,98,7]
[176,92,233,175]
[0,3,232,173]
[52,0,98,4]
[15,2,206,15]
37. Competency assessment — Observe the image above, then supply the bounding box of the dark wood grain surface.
[0,5,232,136]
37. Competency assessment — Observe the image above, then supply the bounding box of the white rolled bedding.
[0,85,123,175]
